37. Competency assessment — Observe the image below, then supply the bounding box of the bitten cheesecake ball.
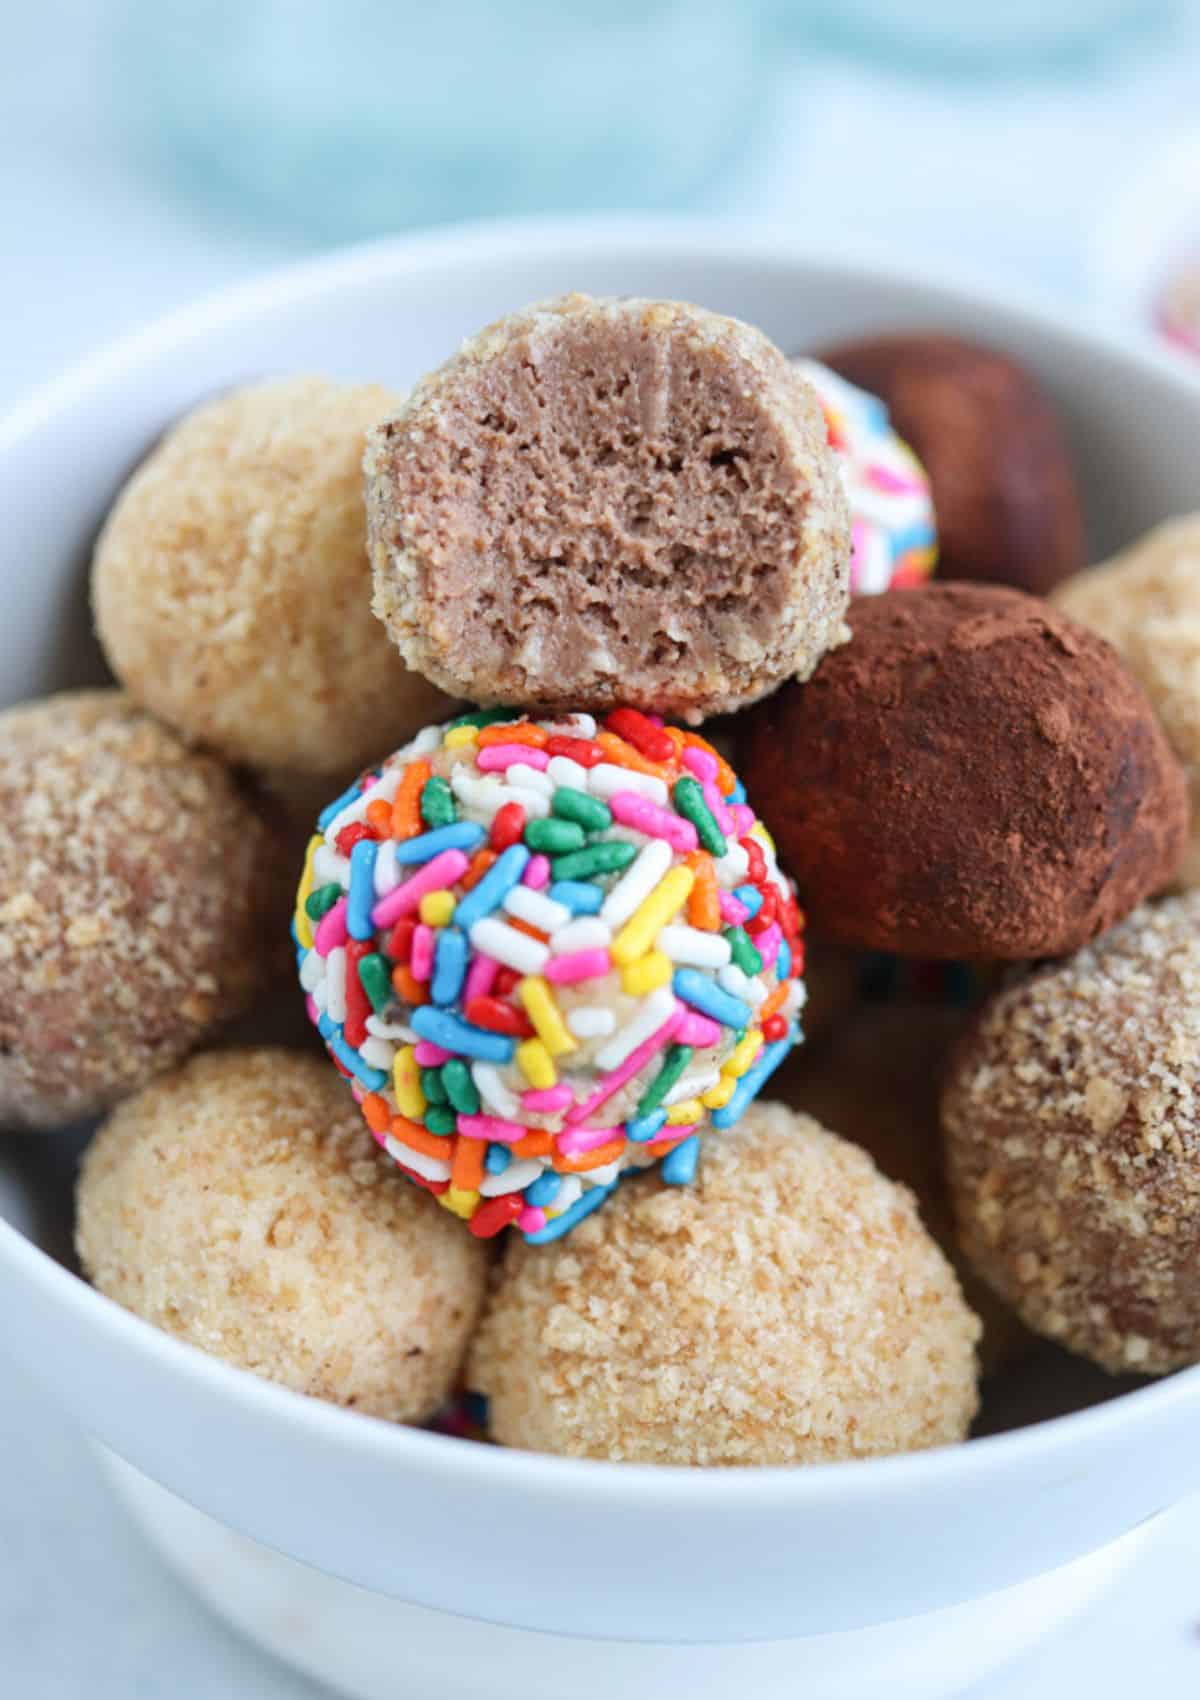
[1054,515,1200,889]
[296,708,806,1241]
[0,691,282,1130]
[743,584,1188,960]
[93,377,453,774]
[816,332,1084,595]
[76,1050,489,1419]
[943,895,1200,1375]
[365,294,851,721]
[468,1101,980,1465]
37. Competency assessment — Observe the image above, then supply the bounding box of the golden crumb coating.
[93,377,453,774]
[0,691,283,1130]
[76,1050,489,1419]
[1054,517,1200,888]
[943,894,1200,1375]
[468,1101,979,1465]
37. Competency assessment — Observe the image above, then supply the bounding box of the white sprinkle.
[299,950,325,993]
[323,764,403,845]
[546,756,589,791]
[567,1005,617,1040]
[713,842,750,886]
[385,1137,451,1183]
[600,838,673,927]
[595,985,677,1071]
[325,946,347,1024]
[450,768,508,821]
[373,839,400,897]
[311,977,328,1014]
[365,1014,417,1041]
[473,1063,521,1119]
[718,964,766,1007]
[665,1067,720,1106]
[541,713,597,740]
[550,917,612,955]
[581,1159,623,1188]
[552,1175,584,1211]
[359,1036,397,1071]
[504,886,571,933]
[479,1158,545,1197]
[312,845,350,887]
[785,980,808,1015]
[658,924,732,969]
[411,724,448,755]
[507,762,553,796]
[502,783,551,819]
[469,917,550,976]
[590,764,668,805]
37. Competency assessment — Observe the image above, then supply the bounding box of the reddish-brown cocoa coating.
[816,333,1085,595]
[742,584,1188,959]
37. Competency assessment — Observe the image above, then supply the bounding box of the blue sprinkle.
[524,1170,561,1207]
[523,1181,618,1244]
[452,844,530,930]
[732,884,763,919]
[346,839,379,940]
[547,879,604,915]
[317,777,366,831]
[626,1108,668,1144]
[711,1036,793,1129]
[411,1006,515,1064]
[890,519,937,559]
[394,822,486,865]
[431,927,468,1007]
[485,1143,511,1175]
[727,778,747,806]
[317,1015,389,1091]
[776,938,792,982]
[661,1135,700,1186]
[673,968,750,1032]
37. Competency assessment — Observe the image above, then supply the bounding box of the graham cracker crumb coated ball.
[943,895,1200,1376]
[0,691,282,1130]
[468,1101,980,1464]
[365,295,851,722]
[76,1050,489,1419]
[93,377,453,774]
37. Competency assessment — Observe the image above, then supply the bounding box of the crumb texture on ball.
[744,584,1189,960]
[366,295,851,721]
[943,895,1200,1375]
[93,377,453,773]
[468,1101,979,1465]
[76,1050,489,1419]
[0,691,281,1130]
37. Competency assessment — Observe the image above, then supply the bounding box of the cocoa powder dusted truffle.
[942,895,1200,1375]
[0,692,283,1130]
[365,294,851,722]
[742,584,1188,960]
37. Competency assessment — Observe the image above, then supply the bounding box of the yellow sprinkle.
[722,1030,764,1080]
[293,834,321,951]
[441,1187,480,1219]
[620,951,673,997]
[518,977,576,1057]
[666,1098,703,1126]
[419,889,455,927]
[515,1036,557,1089]
[702,1077,737,1109]
[610,866,695,966]
[392,1046,426,1119]
[749,822,776,857]
[443,725,479,749]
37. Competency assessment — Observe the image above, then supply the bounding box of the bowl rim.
[3,210,1199,1510]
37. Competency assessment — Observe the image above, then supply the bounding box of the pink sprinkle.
[304,994,321,1028]
[370,849,469,929]
[718,891,750,926]
[463,952,500,1003]
[477,743,551,772]
[314,896,348,957]
[677,1011,721,1048]
[350,1081,364,1103]
[682,745,718,784]
[544,947,611,984]
[703,780,735,836]
[518,1205,547,1234]
[369,1123,388,1148]
[413,1040,452,1066]
[755,921,782,970]
[410,924,436,981]
[646,1122,698,1152]
[609,791,697,854]
[456,1113,527,1144]
[567,1005,684,1125]
[522,1083,573,1113]
[556,1124,621,1156]
[730,803,755,836]
[866,462,923,495]
[522,853,551,890]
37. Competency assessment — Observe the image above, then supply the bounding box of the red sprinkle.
[398,1165,450,1197]
[494,966,522,997]
[746,887,778,937]
[762,1013,788,1043]
[387,918,417,965]
[344,938,372,1047]
[545,734,606,768]
[335,820,376,856]
[740,835,767,884]
[465,995,533,1036]
[604,708,676,765]
[789,940,805,978]
[490,801,526,852]
[468,1193,524,1238]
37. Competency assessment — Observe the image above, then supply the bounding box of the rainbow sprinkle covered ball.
[294,708,806,1241]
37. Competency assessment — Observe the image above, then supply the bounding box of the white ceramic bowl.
[3,218,1200,1700]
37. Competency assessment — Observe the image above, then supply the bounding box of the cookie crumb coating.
[468,1100,980,1465]
[93,377,453,774]
[76,1049,489,1419]
[0,691,281,1130]
[943,895,1200,1375]
[366,295,851,722]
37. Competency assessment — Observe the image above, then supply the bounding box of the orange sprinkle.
[661,725,686,757]
[391,1116,453,1160]
[391,760,430,840]
[513,1129,555,1159]
[683,732,736,795]
[451,1136,485,1191]
[460,847,498,891]
[643,1135,686,1157]
[506,916,549,943]
[685,851,720,931]
[361,1092,391,1134]
[392,964,429,1006]
[758,981,789,1023]
[552,1136,626,1173]
[366,798,393,836]
[477,721,548,750]
[595,730,676,782]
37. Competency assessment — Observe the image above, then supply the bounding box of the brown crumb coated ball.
[468,1101,980,1465]
[816,332,1085,595]
[93,377,453,774]
[943,895,1200,1375]
[1054,515,1200,889]
[76,1050,489,1419]
[0,692,283,1130]
[366,294,850,722]
[743,584,1189,960]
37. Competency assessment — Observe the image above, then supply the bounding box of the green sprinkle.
[525,817,585,855]
[551,841,638,881]
[357,953,394,1014]
[635,1044,694,1118]
[424,1103,458,1136]
[304,882,341,922]
[420,775,456,828]
[551,787,613,834]
[442,1058,480,1116]
[448,708,522,730]
[673,775,727,856]
[420,1066,449,1106]
[725,927,762,977]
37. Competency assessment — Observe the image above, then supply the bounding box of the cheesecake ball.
[1054,515,1200,889]
[816,332,1085,595]
[468,1100,980,1464]
[366,294,851,722]
[943,895,1200,1375]
[77,1050,489,1419]
[743,584,1189,959]
[0,691,282,1130]
[93,377,453,774]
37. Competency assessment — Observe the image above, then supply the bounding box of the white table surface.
[5,4,1200,1694]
